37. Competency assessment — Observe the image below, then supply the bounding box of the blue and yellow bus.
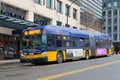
[20,25,113,64]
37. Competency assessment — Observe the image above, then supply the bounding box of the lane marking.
[38,60,120,80]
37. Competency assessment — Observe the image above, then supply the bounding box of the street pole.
[66,9,69,27]
[66,0,74,27]
[101,19,103,33]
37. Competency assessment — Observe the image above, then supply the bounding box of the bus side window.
[63,36,71,48]
[107,40,111,45]
[104,40,111,47]
[47,34,54,47]
[56,35,62,48]
[79,38,84,48]
[85,38,89,47]
[72,37,78,48]
[99,39,103,47]
[96,39,99,47]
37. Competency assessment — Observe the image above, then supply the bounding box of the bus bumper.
[31,57,48,63]
[20,58,31,63]
[20,57,48,63]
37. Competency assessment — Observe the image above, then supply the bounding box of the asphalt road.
[0,54,120,80]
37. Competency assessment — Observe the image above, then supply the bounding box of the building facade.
[102,0,120,48]
[0,0,80,59]
[80,0,102,32]
[0,0,103,60]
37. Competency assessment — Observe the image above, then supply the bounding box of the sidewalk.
[0,59,20,65]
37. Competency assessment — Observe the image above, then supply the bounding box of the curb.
[0,59,20,65]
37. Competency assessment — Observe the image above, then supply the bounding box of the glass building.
[102,0,120,48]
[79,0,102,32]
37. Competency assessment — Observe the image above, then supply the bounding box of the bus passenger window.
[96,39,99,47]
[106,40,111,45]
[56,35,62,48]
[63,36,71,48]
[85,38,89,47]
[104,40,110,46]
[72,37,78,48]
[79,38,84,48]
[99,40,103,47]
[47,35,54,47]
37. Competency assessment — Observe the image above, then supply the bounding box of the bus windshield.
[21,34,47,49]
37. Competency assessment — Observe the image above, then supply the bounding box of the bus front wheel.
[57,52,63,63]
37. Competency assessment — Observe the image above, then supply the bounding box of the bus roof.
[93,32,111,40]
[24,25,111,40]
[25,25,90,38]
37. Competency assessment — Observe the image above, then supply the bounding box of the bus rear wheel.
[57,52,63,63]
[106,49,110,57]
[85,51,90,60]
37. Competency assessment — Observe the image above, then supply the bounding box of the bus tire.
[57,52,63,63]
[106,49,110,57]
[85,51,90,60]
[31,62,39,65]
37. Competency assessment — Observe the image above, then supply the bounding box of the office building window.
[34,0,41,4]
[108,26,111,33]
[46,0,52,8]
[34,14,50,25]
[119,26,120,32]
[56,21,62,26]
[113,34,117,41]
[119,1,120,8]
[119,10,120,16]
[119,34,120,40]
[102,11,106,17]
[56,0,62,13]
[113,10,117,17]
[102,26,106,32]
[103,19,106,26]
[108,10,111,17]
[65,24,70,27]
[113,26,117,32]
[108,19,111,25]
[113,1,118,7]
[34,14,44,24]
[113,18,117,25]
[73,8,77,19]
[65,5,70,16]
[103,2,107,9]
[119,19,120,24]
[73,26,77,29]
[107,2,112,8]
[0,2,26,20]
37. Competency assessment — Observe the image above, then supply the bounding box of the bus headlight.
[41,51,46,55]
[20,50,24,56]
[24,53,27,55]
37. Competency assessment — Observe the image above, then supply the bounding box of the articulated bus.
[20,25,113,64]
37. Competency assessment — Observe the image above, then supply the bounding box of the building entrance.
[0,34,20,60]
